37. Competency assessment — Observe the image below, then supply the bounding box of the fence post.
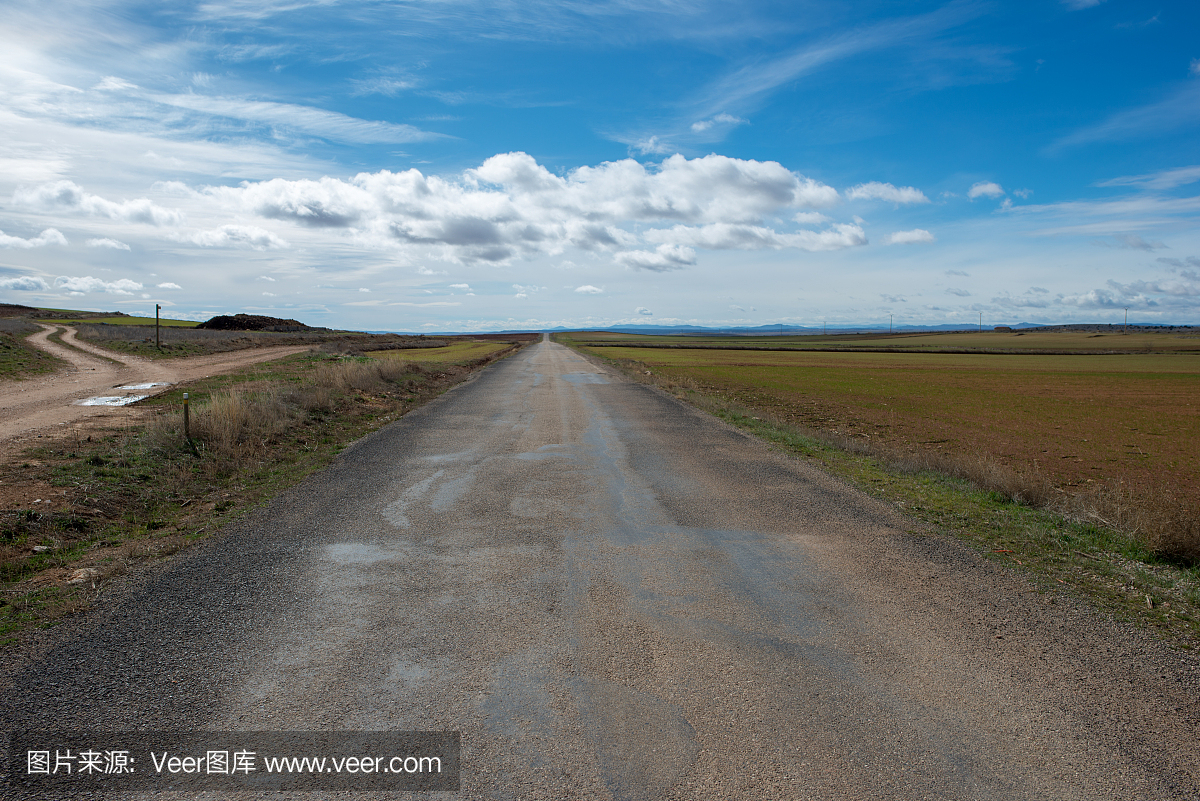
[183,392,190,440]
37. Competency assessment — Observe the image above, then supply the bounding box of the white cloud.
[86,237,130,250]
[615,244,696,272]
[54,275,142,295]
[0,228,67,249]
[358,287,371,292]
[1097,165,1200,191]
[946,287,970,297]
[635,307,653,315]
[14,181,184,226]
[173,225,289,250]
[350,77,417,97]
[0,276,50,291]
[262,291,276,297]
[645,222,867,252]
[193,152,844,266]
[968,181,1005,199]
[691,113,748,133]
[845,182,930,204]
[156,282,182,289]
[258,275,276,282]
[574,285,603,294]
[1192,59,1200,77]
[449,283,471,290]
[1062,0,1103,9]
[793,212,830,224]
[946,269,969,276]
[887,228,935,245]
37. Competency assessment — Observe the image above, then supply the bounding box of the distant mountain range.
[390,321,1193,336]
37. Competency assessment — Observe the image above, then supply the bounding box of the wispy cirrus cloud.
[1050,81,1200,152]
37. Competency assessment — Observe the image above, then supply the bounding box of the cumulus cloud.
[173,225,289,250]
[156,282,182,289]
[575,285,603,294]
[645,222,866,252]
[54,276,143,295]
[793,212,830,224]
[0,276,51,291]
[635,307,653,315]
[615,244,696,271]
[197,152,844,267]
[86,236,130,248]
[0,228,68,249]
[968,181,1005,200]
[14,181,184,226]
[449,283,471,290]
[887,229,935,245]
[845,182,930,204]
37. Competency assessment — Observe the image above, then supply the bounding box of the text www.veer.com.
[260,755,442,774]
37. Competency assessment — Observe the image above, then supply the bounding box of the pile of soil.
[197,314,311,332]
[0,303,44,317]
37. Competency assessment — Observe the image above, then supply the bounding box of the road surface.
[0,325,312,443]
[2,336,1197,799]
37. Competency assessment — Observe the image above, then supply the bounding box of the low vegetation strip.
[0,320,64,380]
[0,342,525,646]
[366,341,513,364]
[555,333,1200,644]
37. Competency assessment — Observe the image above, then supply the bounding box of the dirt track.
[3,336,1197,799]
[0,325,313,444]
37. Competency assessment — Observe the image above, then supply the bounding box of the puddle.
[76,395,149,406]
[116,382,170,390]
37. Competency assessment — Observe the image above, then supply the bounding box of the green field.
[37,315,200,327]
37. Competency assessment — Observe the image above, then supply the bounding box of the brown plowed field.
[587,345,1200,511]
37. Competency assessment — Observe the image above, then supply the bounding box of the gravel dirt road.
[2,336,1198,799]
[0,325,312,443]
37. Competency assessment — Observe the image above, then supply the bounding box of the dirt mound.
[0,303,43,317]
[197,314,311,332]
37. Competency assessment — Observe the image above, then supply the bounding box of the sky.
[0,0,1197,332]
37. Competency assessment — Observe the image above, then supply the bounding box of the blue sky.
[1,0,1197,331]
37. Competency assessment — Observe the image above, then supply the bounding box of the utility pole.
[889,314,893,334]
[1124,307,1128,335]
[155,303,161,349]
[979,312,982,333]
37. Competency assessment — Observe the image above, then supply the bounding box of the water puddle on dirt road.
[76,382,172,406]
[76,395,150,406]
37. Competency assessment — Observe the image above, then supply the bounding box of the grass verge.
[0,323,65,380]
[561,338,1200,645]
[0,342,523,647]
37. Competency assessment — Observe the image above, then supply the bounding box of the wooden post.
[183,392,189,440]
[156,304,161,349]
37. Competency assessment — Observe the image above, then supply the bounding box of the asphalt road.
[3,337,1198,799]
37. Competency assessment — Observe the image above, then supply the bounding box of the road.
[2,336,1197,799]
[0,325,312,443]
